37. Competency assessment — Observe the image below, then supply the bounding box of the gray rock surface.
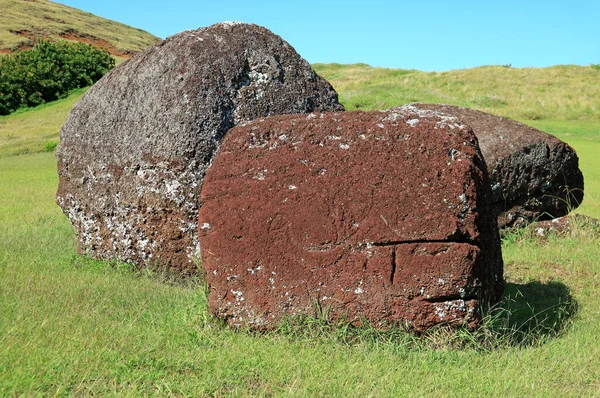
[56,22,344,272]
[405,104,584,227]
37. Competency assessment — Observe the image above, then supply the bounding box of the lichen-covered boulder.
[56,22,344,272]
[198,107,504,332]
[408,104,584,228]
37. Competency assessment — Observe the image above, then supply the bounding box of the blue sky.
[58,0,599,71]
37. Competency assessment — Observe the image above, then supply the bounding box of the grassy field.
[0,0,159,54]
[0,88,87,157]
[1,64,600,395]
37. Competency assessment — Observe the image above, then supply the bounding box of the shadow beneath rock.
[485,280,579,347]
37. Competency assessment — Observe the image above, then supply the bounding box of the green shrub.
[0,40,115,115]
[43,141,58,152]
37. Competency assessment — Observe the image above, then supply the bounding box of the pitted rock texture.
[199,108,504,332]
[56,22,344,272]
[407,104,584,228]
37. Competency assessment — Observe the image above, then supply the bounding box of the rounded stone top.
[56,22,344,272]
[58,22,344,167]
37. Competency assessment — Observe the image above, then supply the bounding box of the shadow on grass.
[483,280,579,348]
[72,254,578,351]
[260,280,580,352]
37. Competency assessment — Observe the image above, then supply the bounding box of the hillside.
[0,0,160,56]
[314,63,600,124]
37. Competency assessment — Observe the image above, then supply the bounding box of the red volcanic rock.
[199,108,504,332]
[407,104,584,228]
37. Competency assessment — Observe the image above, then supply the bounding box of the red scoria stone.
[199,108,503,332]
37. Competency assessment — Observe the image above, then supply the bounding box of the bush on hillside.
[0,40,115,115]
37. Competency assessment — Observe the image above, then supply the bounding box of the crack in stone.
[370,239,477,247]
[422,294,477,303]
[390,247,396,285]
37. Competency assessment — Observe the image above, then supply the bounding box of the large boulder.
[407,104,584,228]
[198,107,504,332]
[56,22,344,272]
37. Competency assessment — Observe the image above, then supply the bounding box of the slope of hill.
[314,63,600,124]
[0,0,160,56]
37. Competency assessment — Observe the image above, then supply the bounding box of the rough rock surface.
[56,22,344,272]
[406,104,584,228]
[199,107,504,332]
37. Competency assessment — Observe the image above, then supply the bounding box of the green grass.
[0,0,159,54]
[0,88,86,157]
[1,152,599,395]
[527,120,600,142]
[558,139,600,219]
[1,64,600,395]
[315,63,600,123]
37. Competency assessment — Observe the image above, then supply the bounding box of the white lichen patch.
[253,169,268,181]
[269,271,277,289]
[382,112,400,122]
[248,70,270,84]
[248,132,270,149]
[433,299,468,320]
[269,141,279,150]
[387,105,466,131]
[224,287,271,328]
[138,238,149,251]
[200,223,211,231]
[325,135,342,141]
[215,21,246,28]
[434,304,447,319]
[247,264,262,274]
[179,220,197,233]
[231,290,245,302]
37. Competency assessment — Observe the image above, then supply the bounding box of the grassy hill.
[0,0,160,56]
[1,63,600,395]
[314,63,600,123]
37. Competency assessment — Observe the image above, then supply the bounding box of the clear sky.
[57,0,599,71]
